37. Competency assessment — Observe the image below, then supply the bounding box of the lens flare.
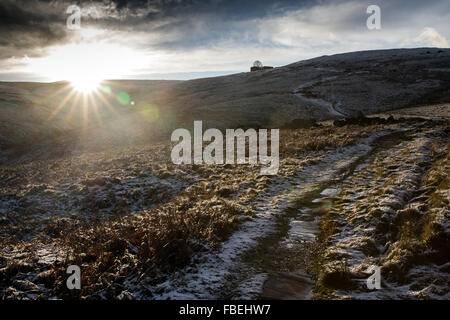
[138,103,160,122]
[117,92,131,105]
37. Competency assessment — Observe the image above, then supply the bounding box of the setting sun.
[24,41,147,85]
[70,77,101,94]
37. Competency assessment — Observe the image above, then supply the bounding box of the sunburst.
[70,77,101,94]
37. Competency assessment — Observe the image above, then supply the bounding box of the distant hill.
[162,47,450,128]
[0,47,449,155]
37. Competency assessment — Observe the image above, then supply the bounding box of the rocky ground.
[0,106,448,300]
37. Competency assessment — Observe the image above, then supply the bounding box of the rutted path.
[228,129,411,299]
[293,76,346,118]
[147,128,403,299]
[315,126,450,299]
[2,119,445,300]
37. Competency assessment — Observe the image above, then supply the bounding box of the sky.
[0,0,449,82]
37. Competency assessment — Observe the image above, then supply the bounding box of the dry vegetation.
[280,124,378,155]
[314,126,449,299]
[0,113,448,300]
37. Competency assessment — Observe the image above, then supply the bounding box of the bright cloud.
[407,27,449,48]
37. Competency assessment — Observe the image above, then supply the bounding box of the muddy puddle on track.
[220,130,410,300]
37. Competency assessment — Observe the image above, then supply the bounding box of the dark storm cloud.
[1,0,449,51]
[81,0,317,50]
[80,0,450,49]
[0,0,315,61]
[106,0,311,19]
[1,0,449,77]
[0,0,71,59]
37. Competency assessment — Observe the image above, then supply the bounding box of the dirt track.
[0,109,448,299]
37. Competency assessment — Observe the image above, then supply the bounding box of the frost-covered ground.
[316,125,449,299]
[142,129,393,299]
[0,110,448,300]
